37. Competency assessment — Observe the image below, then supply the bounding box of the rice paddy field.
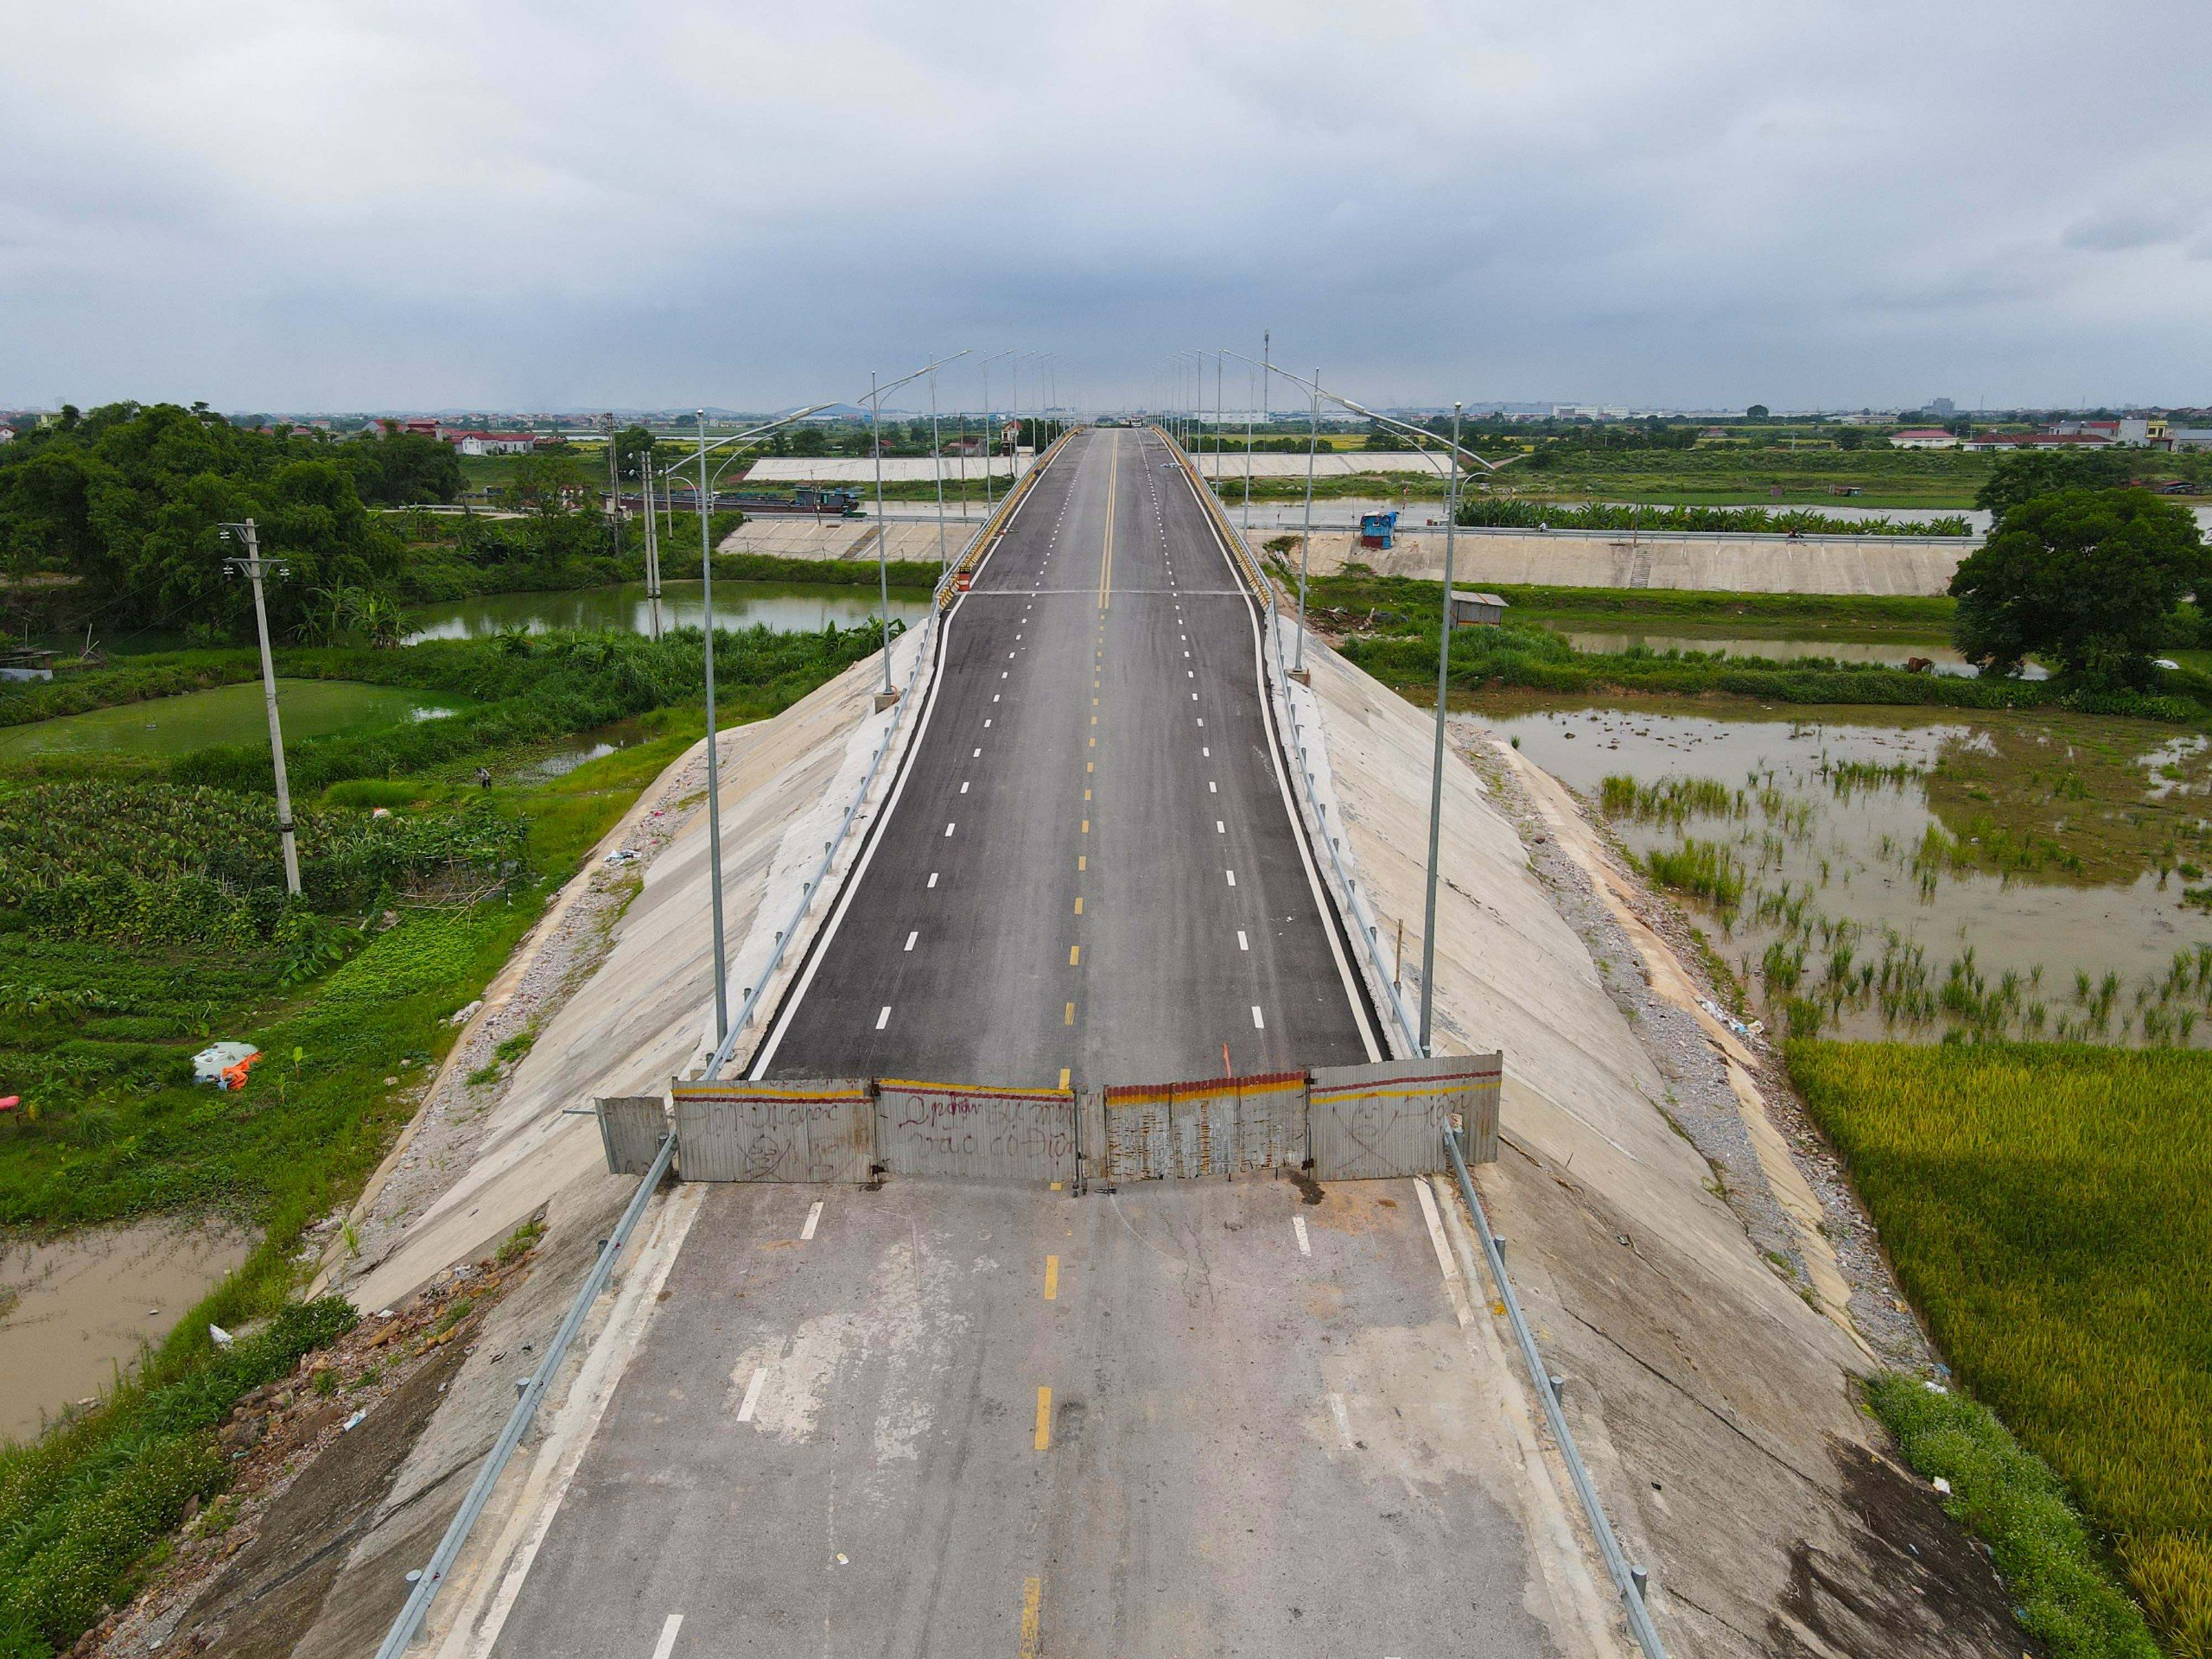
[1789,1042,2212,1657]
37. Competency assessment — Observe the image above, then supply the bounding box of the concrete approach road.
[476,429,1557,1659]
[486,1178,1556,1659]
[752,423,1378,1088]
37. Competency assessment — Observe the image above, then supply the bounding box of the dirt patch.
[1766,1440,2031,1659]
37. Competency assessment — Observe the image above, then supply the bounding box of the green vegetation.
[1865,1374,2162,1659]
[0,1297,357,1656]
[0,615,881,1654]
[1789,1042,2212,1656]
[1950,490,2211,686]
[1294,569,2212,723]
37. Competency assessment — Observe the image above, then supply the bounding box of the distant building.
[1930,397,1956,416]
[2164,428,2212,452]
[448,430,539,456]
[1698,426,1730,440]
[1888,428,1959,449]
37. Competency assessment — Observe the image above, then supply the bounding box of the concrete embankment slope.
[1293,636,2020,1657]
[1274,527,1968,595]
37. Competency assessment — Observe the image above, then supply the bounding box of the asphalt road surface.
[485,1178,1554,1659]
[752,424,1376,1088]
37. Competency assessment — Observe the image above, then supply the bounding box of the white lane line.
[1209,780,1217,791]
[801,1199,823,1241]
[652,1612,684,1659]
[1216,820,1225,834]
[1238,930,1249,950]
[1002,671,1008,678]
[1293,1215,1311,1255]
[1225,869,1236,887]
[904,931,918,951]
[961,781,970,793]
[974,747,982,757]
[737,1367,768,1423]
[928,872,939,887]
[1197,718,1205,727]
[985,716,993,725]
[1251,1005,1265,1029]
[1203,746,1210,756]
[1328,1391,1354,1448]
[875,1006,892,1029]
[944,821,956,836]
[1192,692,1198,701]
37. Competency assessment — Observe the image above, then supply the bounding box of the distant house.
[1697,426,1730,440]
[448,430,539,456]
[2164,428,2212,452]
[1448,590,1510,628]
[1887,428,1959,449]
[400,418,442,438]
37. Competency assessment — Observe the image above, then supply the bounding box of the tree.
[341,430,462,505]
[1974,448,2136,524]
[1948,488,2209,685]
[1835,427,1865,451]
[1745,404,1770,422]
[613,424,658,480]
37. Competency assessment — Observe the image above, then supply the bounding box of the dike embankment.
[1285,631,2025,1658]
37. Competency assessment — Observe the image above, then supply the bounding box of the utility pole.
[219,519,301,896]
[1419,402,1464,1055]
[603,413,620,560]
[641,449,662,639]
[696,410,728,1045]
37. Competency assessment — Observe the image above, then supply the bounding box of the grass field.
[0,624,878,1655]
[1789,1042,2212,1657]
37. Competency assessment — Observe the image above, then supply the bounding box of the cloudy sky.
[5,1,2208,414]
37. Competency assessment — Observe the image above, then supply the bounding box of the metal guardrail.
[373,1131,677,1659]
[1160,427,1669,1658]
[375,427,1076,1659]
[1446,1129,1669,1658]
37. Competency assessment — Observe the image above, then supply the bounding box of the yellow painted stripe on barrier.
[672,1084,866,1103]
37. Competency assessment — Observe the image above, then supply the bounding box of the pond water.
[0,1217,251,1441]
[404,579,931,645]
[1466,694,2212,1044]
[0,679,472,762]
[1557,632,2050,681]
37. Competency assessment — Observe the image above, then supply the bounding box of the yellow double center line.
[1096,435,1117,611]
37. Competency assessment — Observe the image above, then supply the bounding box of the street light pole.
[1419,402,1464,1055]
[696,409,728,1046]
[929,365,948,578]
[642,449,662,640]
[1295,366,1319,673]
[870,370,895,696]
[219,518,301,897]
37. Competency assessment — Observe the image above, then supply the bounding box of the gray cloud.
[3,0,2210,411]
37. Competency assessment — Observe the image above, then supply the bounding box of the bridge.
[455,428,1572,1657]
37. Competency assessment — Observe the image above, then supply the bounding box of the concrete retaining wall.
[1265,527,1969,595]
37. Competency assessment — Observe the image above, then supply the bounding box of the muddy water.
[0,1218,251,1440]
[404,578,931,644]
[1467,694,2212,1043]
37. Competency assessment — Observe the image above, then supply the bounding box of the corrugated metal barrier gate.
[597,1053,1499,1186]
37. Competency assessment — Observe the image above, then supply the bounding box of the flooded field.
[0,1218,251,1440]
[1466,694,2212,1044]
[0,678,470,762]
[404,578,931,644]
[1557,632,2050,680]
